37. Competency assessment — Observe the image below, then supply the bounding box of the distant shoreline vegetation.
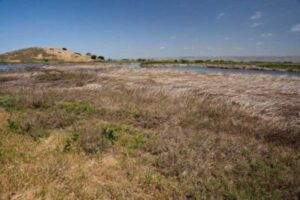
[135,59,300,71]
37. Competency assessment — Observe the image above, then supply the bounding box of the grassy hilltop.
[0,47,104,63]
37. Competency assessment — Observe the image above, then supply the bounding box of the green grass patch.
[0,95,16,108]
[64,122,149,155]
[56,101,100,115]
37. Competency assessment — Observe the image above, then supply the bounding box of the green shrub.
[7,117,49,138]
[63,139,73,152]
[131,134,145,148]
[0,95,16,108]
[7,119,21,131]
[102,126,118,144]
[98,56,105,60]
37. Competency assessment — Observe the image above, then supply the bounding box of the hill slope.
[0,47,101,63]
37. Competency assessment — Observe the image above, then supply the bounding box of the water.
[124,64,300,77]
[1,63,300,77]
[165,66,300,77]
[0,63,47,71]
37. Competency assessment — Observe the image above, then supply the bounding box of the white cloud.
[261,33,273,37]
[169,36,176,40]
[217,12,225,20]
[251,22,263,28]
[250,11,262,20]
[290,24,300,32]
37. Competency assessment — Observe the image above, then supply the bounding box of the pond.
[122,63,300,77]
[1,63,300,77]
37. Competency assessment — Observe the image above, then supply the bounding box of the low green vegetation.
[139,59,300,71]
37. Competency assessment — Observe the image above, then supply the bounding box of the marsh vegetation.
[139,59,300,71]
[0,65,299,199]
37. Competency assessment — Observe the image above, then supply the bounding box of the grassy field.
[0,65,299,199]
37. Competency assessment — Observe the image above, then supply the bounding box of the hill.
[0,47,103,63]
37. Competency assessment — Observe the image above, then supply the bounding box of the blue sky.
[0,0,300,58]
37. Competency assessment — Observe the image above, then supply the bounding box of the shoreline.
[141,62,300,72]
[2,61,300,72]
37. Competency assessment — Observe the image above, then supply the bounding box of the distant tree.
[98,56,105,60]
[62,48,67,51]
[86,53,91,56]
[91,55,97,59]
[137,58,146,62]
[75,52,81,55]
[180,59,188,63]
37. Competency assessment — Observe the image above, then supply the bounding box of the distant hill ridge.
[0,47,103,63]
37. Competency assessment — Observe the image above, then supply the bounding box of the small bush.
[91,55,97,60]
[7,119,21,131]
[63,139,73,152]
[62,48,67,51]
[98,56,105,60]
[102,126,118,144]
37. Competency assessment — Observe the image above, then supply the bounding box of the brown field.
[0,64,299,200]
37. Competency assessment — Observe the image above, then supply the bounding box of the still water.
[1,63,300,77]
[123,63,300,77]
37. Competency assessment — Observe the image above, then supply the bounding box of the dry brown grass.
[0,47,96,63]
[0,65,299,199]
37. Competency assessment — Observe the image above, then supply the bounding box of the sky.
[0,0,300,59]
